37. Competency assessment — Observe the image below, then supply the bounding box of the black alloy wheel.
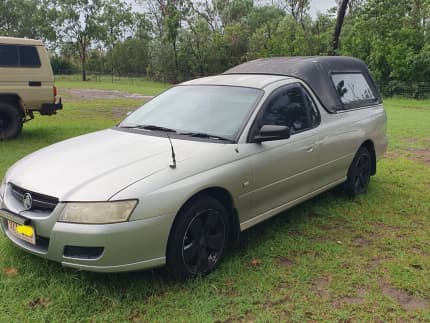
[182,208,226,274]
[345,146,372,197]
[167,196,229,280]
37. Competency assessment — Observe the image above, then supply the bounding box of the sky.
[128,0,338,19]
[309,0,337,18]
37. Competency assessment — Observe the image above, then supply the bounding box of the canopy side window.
[331,73,377,109]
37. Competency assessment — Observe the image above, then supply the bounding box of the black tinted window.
[332,73,375,105]
[19,46,41,67]
[0,45,19,66]
[262,85,318,134]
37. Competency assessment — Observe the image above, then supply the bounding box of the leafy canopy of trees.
[1,0,430,94]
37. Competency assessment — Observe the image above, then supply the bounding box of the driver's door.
[246,84,322,221]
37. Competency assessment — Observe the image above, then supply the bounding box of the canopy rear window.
[332,73,376,106]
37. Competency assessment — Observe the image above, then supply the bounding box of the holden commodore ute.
[0,56,388,279]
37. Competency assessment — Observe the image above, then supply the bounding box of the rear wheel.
[167,196,229,280]
[344,146,372,197]
[0,102,23,140]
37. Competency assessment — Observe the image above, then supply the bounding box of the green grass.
[1,93,429,322]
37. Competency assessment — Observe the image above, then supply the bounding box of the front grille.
[10,184,59,212]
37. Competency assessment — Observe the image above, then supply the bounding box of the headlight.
[59,200,138,224]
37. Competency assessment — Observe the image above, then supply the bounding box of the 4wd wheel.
[0,102,23,140]
[167,196,229,280]
[345,146,372,197]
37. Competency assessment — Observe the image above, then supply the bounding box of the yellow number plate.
[7,220,36,245]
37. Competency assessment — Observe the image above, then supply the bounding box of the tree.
[0,0,57,41]
[280,0,310,28]
[331,0,349,55]
[56,0,106,81]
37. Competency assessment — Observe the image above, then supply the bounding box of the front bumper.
[0,206,174,273]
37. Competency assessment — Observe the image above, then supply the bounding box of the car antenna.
[165,132,177,169]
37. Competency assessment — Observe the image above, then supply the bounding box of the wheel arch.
[0,94,24,116]
[361,139,376,175]
[166,186,241,254]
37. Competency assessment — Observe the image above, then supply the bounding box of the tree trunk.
[82,49,87,81]
[330,0,349,55]
[172,40,179,83]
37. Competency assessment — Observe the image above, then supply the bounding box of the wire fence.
[55,71,430,100]
[55,71,151,84]
[377,82,430,99]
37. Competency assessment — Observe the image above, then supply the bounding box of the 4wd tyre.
[0,102,23,140]
[167,196,229,280]
[344,146,372,197]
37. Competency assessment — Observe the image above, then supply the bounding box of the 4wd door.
[244,84,322,223]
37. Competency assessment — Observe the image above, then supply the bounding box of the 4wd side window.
[261,85,320,134]
[0,45,19,67]
[0,45,40,67]
[19,46,41,67]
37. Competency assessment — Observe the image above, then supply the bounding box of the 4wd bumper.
[40,98,63,115]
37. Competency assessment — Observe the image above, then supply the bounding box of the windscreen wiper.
[180,132,233,142]
[119,124,177,133]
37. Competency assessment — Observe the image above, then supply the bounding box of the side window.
[261,85,319,134]
[331,73,375,105]
[19,46,41,67]
[303,89,321,128]
[0,45,19,67]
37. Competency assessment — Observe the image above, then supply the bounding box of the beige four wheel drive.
[0,36,62,140]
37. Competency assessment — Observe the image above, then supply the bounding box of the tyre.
[0,102,23,140]
[166,195,229,280]
[344,146,372,197]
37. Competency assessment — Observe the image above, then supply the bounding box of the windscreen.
[120,85,262,140]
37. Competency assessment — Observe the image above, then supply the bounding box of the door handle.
[29,81,41,87]
[305,146,314,152]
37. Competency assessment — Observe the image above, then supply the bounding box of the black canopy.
[223,56,381,113]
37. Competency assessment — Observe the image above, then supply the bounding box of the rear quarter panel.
[316,104,387,187]
[0,45,54,109]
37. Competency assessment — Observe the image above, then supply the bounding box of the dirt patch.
[65,88,153,102]
[334,288,369,306]
[405,148,430,165]
[276,256,294,268]
[312,274,332,299]
[265,295,290,308]
[379,280,429,311]
[368,256,392,269]
[384,151,404,160]
[353,237,370,247]
[374,223,402,231]
[409,246,430,257]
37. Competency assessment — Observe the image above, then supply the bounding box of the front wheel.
[0,102,23,140]
[166,196,229,280]
[344,146,372,197]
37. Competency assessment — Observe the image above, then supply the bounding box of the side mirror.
[252,125,291,143]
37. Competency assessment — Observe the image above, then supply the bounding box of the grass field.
[55,74,171,96]
[0,82,429,322]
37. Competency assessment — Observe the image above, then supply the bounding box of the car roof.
[223,56,382,112]
[181,74,290,89]
[0,36,43,46]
